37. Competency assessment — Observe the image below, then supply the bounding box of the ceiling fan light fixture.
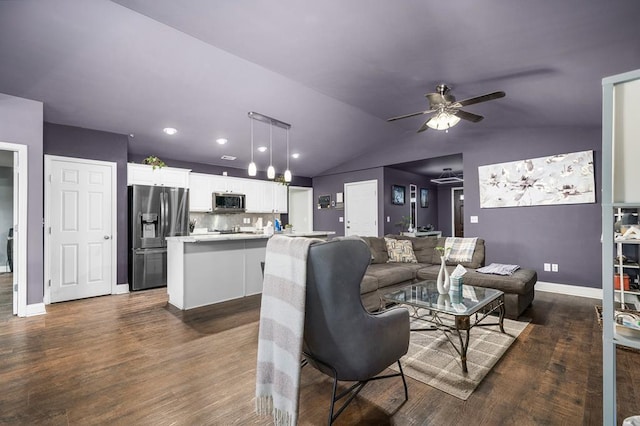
[426,112,461,131]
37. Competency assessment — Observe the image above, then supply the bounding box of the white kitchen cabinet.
[209,175,245,193]
[166,237,268,309]
[272,183,288,213]
[185,171,290,213]
[189,172,213,212]
[245,179,269,213]
[209,175,227,192]
[127,163,190,188]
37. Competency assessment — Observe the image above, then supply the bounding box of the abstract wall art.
[478,150,595,208]
[391,185,405,205]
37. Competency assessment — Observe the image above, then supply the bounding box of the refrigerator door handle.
[160,191,166,239]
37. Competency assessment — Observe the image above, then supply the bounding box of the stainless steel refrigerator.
[129,185,189,291]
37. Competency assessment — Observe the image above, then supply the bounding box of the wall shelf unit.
[602,69,640,424]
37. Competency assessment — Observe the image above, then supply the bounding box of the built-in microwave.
[213,192,246,212]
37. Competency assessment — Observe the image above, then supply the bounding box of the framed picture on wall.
[318,194,331,209]
[420,188,429,208]
[391,185,405,205]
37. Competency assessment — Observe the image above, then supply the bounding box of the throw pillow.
[384,237,417,263]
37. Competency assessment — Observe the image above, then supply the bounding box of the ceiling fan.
[387,84,505,132]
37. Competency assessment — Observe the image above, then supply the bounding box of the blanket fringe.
[256,395,273,416]
[256,395,293,426]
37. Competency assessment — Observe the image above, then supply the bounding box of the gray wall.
[44,123,129,285]
[382,167,439,235]
[0,93,44,305]
[319,126,602,288]
[461,127,601,288]
[312,167,384,236]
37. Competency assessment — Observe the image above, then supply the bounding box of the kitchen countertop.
[166,231,335,243]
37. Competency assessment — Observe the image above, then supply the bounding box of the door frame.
[0,142,27,317]
[44,155,118,304]
[451,187,464,237]
[344,179,379,237]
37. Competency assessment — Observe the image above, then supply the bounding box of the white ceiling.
[0,0,638,177]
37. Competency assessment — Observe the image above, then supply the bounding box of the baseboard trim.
[113,283,130,295]
[25,303,47,317]
[536,281,602,300]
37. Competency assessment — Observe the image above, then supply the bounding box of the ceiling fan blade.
[454,91,505,107]
[416,120,431,133]
[454,109,484,123]
[387,109,434,122]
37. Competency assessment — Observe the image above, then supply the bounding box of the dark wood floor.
[0,272,12,318]
[0,284,638,425]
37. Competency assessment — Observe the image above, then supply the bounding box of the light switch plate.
[544,263,551,272]
[470,216,478,223]
[339,217,344,222]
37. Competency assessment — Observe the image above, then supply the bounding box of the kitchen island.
[166,232,334,310]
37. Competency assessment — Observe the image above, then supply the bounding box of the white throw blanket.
[255,235,320,426]
[445,237,478,262]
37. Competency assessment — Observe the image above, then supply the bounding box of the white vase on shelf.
[436,256,450,294]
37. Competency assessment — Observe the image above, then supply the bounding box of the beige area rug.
[391,313,530,400]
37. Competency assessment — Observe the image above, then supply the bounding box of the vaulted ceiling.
[0,1,638,177]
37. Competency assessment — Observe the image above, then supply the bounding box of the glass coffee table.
[383,280,505,373]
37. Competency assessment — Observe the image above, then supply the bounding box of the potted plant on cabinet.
[142,155,166,170]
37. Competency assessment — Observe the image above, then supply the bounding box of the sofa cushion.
[390,234,438,264]
[385,238,417,263]
[431,237,485,269]
[366,263,415,288]
[360,274,379,294]
[360,236,389,264]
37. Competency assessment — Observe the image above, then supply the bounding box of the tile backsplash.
[189,212,282,232]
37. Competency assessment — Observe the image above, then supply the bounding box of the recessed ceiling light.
[291,153,300,159]
[216,138,228,145]
[129,133,135,138]
[257,146,267,152]
[221,155,236,161]
[163,127,178,135]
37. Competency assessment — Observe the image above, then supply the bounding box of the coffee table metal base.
[407,296,505,373]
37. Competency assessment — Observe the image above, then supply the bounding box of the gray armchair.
[303,237,410,424]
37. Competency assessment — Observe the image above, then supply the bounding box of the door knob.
[104,235,111,240]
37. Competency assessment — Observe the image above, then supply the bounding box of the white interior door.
[46,156,115,303]
[344,180,378,236]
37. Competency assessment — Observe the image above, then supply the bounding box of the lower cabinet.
[166,238,267,310]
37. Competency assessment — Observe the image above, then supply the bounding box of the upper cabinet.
[127,163,190,188]
[189,173,214,212]
[272,183,288,213]
[187,172,289,213]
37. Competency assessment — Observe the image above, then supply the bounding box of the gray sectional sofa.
[358,235,537,320]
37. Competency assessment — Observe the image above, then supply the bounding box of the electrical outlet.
[543,263,551,272]
[387,216,390,223]
[552,263,559,272]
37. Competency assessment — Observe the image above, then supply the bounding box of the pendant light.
[248,116,257,176]
[284,128,292,183]
[267,123,275,179]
